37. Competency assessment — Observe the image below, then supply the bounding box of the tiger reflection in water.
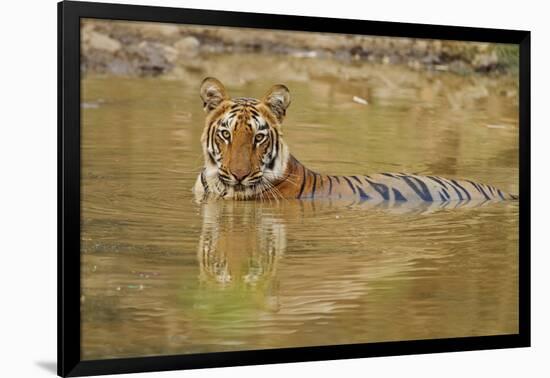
[195,196,494,290]
[196,193,504,288]
[197,200,286,288]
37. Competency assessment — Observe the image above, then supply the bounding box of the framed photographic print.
[58,0,530,376]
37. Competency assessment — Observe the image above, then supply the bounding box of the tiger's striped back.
[269,156,517,203]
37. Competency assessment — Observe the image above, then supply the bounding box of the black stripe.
[411,176,434,201]
[356,186,370,200]
[468,180,490,200]
[364,177,390,200]
[441,187,450,200]
[327,175,333,195]
[297,166,307,199]
[483,184,495,199]
[266,132,278,170]
[342,177,357,195]
[207,123,215,150]
[311,172,317,199]
[399,175,433,202]
[351,176,362,185]
[207,123,218,165]
[427,175,448,189]
[272,130,279,157]
[381,173,398,178]
[497,189,506,200]
[392,188,407,202]
[451,179,471,200]
[208,152,216,165]
[443,178,463,201]
[334,176,341,184]
[266,158,276,170]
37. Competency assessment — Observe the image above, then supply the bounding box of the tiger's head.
[198,77,291,200]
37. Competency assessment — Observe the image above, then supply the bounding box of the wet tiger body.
[270,155,517,202]
[194,77,517,203]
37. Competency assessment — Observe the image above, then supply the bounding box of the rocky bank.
[81,19,518,77]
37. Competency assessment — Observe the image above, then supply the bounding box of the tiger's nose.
[232,169,251,182]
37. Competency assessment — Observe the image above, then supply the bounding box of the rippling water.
[81,55,519,360]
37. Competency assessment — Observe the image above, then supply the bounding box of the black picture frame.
[58,1,531,376]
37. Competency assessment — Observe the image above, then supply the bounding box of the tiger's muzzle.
[219,168,263,188]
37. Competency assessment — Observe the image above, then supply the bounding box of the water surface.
[81,54,519,360]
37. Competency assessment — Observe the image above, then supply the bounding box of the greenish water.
[80,54,519,360]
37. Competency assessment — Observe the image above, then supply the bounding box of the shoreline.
[81,20,519,78]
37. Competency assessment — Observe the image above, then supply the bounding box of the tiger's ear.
[200,77,229,113]
[262,84,291,122]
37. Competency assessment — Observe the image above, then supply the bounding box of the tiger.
[194,77,518,203]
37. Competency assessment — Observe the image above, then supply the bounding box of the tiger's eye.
[255,134,265,143]
[220,130,231,139]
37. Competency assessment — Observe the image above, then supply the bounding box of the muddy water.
[80,54,519,360]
